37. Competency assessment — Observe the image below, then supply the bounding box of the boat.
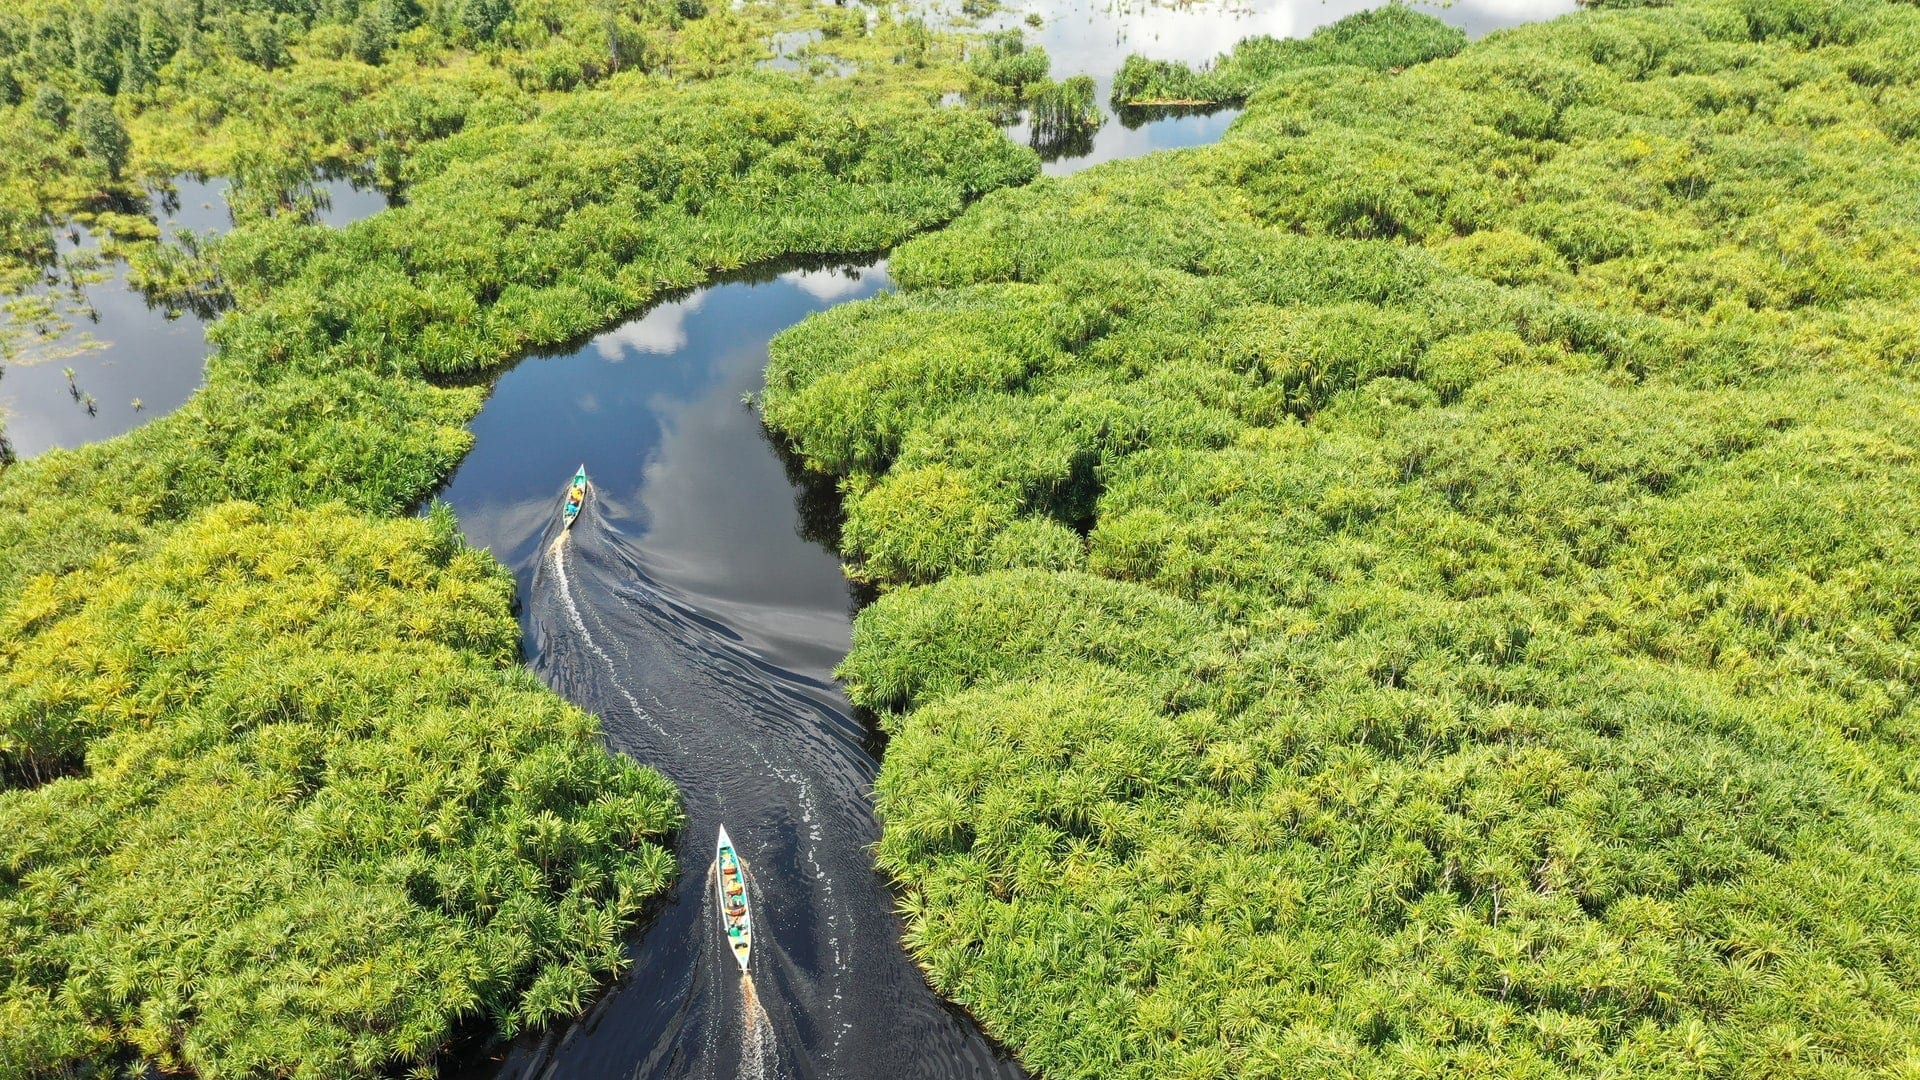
[562,464,587,529]
[716,825,752,972]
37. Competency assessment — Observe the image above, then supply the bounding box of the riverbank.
[763,1,1920,1075]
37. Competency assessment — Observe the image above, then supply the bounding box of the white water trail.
[740,976,777,1080]
[549,537,679,746]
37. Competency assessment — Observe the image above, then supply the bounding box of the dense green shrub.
[1028,74,1100,146]
[969,29,1048,97]
[765,2,1920,1076]
[0,503,681,1075]
[72,93,130,179]
[1110,4,1466,107]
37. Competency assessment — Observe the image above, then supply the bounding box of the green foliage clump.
[1111,4,1466,107]
[1028,73,1100,143]
[28,84,67,128]
[968,29,1048,97]
[72,93,131,179]
[0,502,681,1075]
[764,1,1920,1076]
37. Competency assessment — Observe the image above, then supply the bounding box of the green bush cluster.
[968,29,1048,98]
[1,503,681,1076]
[1028,74,1100,144]
[0,18,1035,1079]
[206,75,1037,377]
[764,2,1920,1076]
[0,0,840,300]
[1110,4,1467,107]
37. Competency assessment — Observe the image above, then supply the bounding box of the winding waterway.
[438,4,1575,1077]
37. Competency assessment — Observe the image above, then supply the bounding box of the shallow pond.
[0,174,391,458]
[441,3,1577,1077]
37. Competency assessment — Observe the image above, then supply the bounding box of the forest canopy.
[764,1,1920,1076]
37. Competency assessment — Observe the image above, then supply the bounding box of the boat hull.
[562,464,587,529]
[716,826,752,972]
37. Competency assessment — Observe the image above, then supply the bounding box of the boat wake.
[740,977,777,1080]
[475,500,1020,1080]
[546,537,679,748]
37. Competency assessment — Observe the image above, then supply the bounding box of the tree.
[74,95,132,179]
[350,11,390,64]
[31,84,69,128]
[458,0,513,42]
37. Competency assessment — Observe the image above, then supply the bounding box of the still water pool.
[0,174,390,458]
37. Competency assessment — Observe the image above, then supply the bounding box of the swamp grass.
[1109,4,1467,108]
[0,0,979,349]
[763,2,1920,1076]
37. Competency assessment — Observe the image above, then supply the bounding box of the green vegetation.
[969,28,1048,97]
[1028,74,1099,147]
[1111,4,1466,107]
[0,0,982,344]
[2,503,680,1076]
[962,28,1096,156]
[0,1,1036,1073]
[765,2,1920,1076]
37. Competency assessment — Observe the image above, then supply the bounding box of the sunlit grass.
[1,502,682,1075]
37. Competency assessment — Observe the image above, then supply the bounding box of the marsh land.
[3,0,1918,1077]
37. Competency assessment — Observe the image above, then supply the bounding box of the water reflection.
[438,261,1026,1079]
[436,261,888,680]
[0,174,392,457]
[986,0,1579,175]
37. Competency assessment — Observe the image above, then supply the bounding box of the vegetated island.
[0,0,1035,1074]
[764,1,1920,1077]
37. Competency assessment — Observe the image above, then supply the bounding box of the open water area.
[0,174,389,458]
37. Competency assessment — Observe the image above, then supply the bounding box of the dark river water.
[435,6,1574,1078]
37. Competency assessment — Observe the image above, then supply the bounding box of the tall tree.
[74,94,132,179]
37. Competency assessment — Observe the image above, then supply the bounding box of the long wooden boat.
[562,464,587,529]
[716,825,752,972]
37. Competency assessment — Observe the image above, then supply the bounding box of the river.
[434,2,1574,1078]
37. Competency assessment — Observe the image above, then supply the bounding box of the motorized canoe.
[562,464,587,529]
[716,825,752,972]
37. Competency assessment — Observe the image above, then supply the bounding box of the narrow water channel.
[437,6,1573,1078]
[436,261,1025,1080]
